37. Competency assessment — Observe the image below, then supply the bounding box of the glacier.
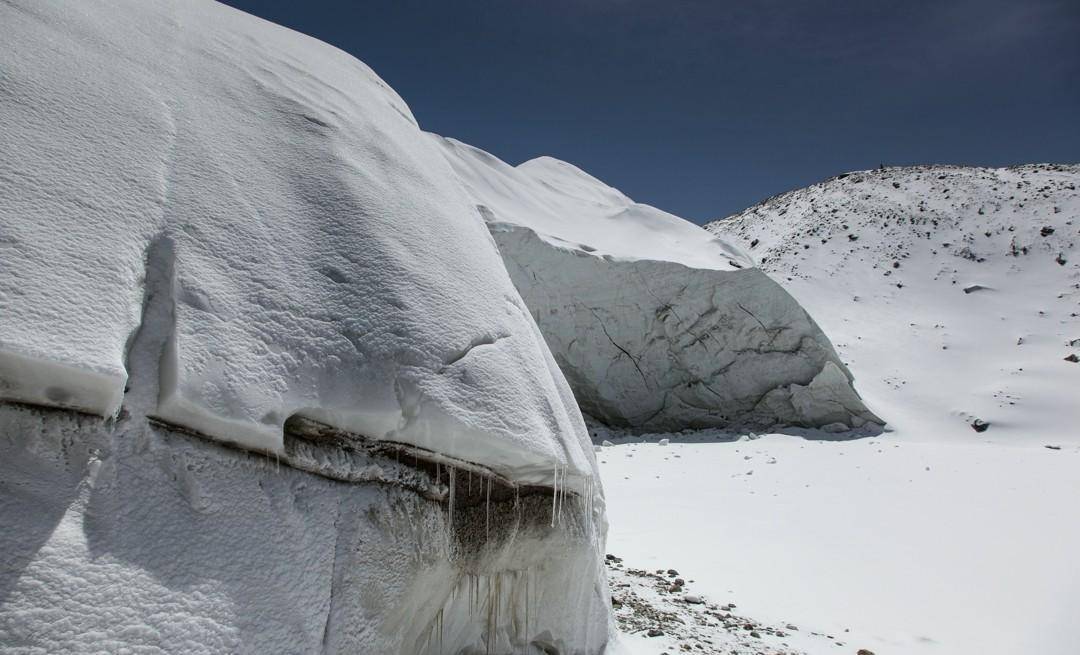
[0,0,609,652]
[434,137,881,433]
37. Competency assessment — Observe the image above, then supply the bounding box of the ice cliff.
[435,137,881,433]
[0,0,608,652]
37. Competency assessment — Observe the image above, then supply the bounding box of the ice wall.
[0,1,609,651]
[435,136,881,432]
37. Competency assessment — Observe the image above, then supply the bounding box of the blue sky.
[221,0,1080,223]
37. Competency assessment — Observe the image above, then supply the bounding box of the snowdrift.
[707,164,1080,440]
[435,137,881,432]
[0,0,608,652]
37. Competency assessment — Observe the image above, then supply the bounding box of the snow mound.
[0,0,594,488]
[708,164,1080,441]
[435,136,880,432]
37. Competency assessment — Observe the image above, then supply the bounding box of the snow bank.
[435,136,880,431]
[0,0,610,651]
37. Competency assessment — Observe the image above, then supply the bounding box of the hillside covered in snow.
[708,163,1079,441]
[602,163,1080,655]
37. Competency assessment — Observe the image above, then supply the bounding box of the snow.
[598,430,1080,655]
[3,0,1075,651]
[0,0,596,489]
[708,164,1080,444]
[597,164,1080,655]
[435,137,751,271]
[435,136,880,432]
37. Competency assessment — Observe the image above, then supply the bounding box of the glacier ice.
[434,137,882,432]
[0,0,594,487]
[0,0,609,651]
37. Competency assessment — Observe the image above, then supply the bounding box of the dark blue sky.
[221,0,1079,223]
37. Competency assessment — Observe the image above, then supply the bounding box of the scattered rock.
[646,628,664,637]
[1041,226,1055,236]
[750,631,761,638]
[601,440,614,447]
[971,419,990,432]
[1065,354,1079,363]
[857,650,876,655]
[683,594,703,604]
[963,284,988,294]
[658,438,670,446]
[1045,445,1062,450]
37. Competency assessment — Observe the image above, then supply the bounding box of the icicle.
[550,464,558,527]
[485,476,492,540]
[447,466,456,526]
[523,567,530,649]
[437,607,444,655]
[556,466,565,526]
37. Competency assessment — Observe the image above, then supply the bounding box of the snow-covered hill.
[435,136,880,433]
[0,1,608,652]
[707,163,1080,442]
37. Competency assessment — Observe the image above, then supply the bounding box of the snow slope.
[0,1,609,652]
[435,136,880,433]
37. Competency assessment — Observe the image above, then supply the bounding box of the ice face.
[433,135,881,432]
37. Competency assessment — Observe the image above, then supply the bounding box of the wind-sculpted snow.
[0,0,610,652]
[435,137,881,432]
[0,0,595,489]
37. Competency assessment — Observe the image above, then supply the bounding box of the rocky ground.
[606,555,875,655]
